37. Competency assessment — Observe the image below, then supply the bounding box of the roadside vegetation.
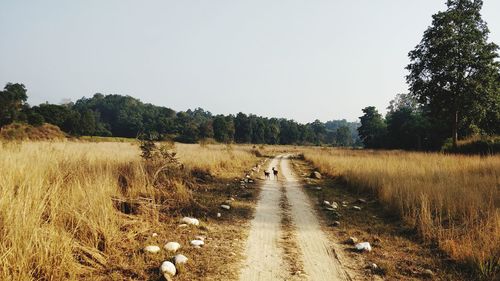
[0,141,259,280]
[301,147,500,279]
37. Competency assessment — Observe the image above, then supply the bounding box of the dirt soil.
[239,156,354,281]
[290,157,471,281]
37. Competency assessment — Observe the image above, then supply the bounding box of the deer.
[264,170,270,179]
[272,167,278,180]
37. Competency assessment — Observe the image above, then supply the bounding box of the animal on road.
[264,170,270,179]
[272,167,278,180]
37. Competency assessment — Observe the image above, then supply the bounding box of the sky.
[1,1,499,123]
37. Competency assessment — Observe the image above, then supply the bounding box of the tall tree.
[358,106,387,148]
[0,83,28,126]
[406,0,500,148]
[335,125,353,147]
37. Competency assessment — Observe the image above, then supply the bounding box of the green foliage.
[358,106,387,148]
[406,0,500,147]
[0,83,28,126]
[335,126,352,147]
[0,83,362,147]
[442,135,500,155]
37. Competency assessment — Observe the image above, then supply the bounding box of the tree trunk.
[452,110,458,149]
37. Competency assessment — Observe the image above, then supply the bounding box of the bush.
[442,136,500,155]
[0,123,65,141]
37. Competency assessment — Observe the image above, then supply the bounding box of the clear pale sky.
[1,1,499,123]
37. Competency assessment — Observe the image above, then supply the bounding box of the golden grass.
[301,148,500,276]
[0,141,257,280]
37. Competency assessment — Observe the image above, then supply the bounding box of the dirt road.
[239,156,350,281]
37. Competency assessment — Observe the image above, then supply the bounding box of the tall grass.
[0,141,257,280]
[302,148,500,278]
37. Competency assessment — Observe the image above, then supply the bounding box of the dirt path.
[239,156,350,281]
[239,157,288,280]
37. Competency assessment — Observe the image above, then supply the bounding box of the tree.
[234,112,252,143]
[0,83,28,126]
[213,115,234,143]
[358,106,387,148]
[335,125,353,146]
[407,0,500,148]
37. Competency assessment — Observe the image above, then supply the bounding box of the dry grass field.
[0,141,259,281]
[301,148,500,278]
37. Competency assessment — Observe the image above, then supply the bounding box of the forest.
[0,84,361,146]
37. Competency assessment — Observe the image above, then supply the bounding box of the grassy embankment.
[0,141,259,280]
[302,148,499,279]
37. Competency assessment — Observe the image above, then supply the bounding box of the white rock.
[143,245,161,253]
[323,200,330,206]
[217,212,221,218]
[314,186,322,191]
[160,261,177,278]
[352,206,362,211]
[221,204,231,210]
[152,232,158,237]
[164,242,181,252]
[181,217,200,226]
[331,201,339,209]
[355,242,372,252]
[174,254,188,265]
[190,239,205,247]
[368,262,378,271]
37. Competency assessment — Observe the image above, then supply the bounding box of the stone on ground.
[310,171,322,179]
[181,217,200,226]
[143,245,161,253]
[174,254,188,265]
[164,242,181,252]
[160,261,176,279]
[355,242,372,252]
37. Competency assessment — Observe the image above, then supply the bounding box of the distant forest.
[0,83,361,146]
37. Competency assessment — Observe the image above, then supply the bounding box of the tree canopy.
[406,0,500,147]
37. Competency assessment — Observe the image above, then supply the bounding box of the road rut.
[239,156,349,281]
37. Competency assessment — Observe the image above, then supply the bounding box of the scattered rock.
[331,221,341,227]
[221,204,231,210]
[325,207,336,212]
[368,262,378,271]
[190,239,205,247]
[160,261,177,280]
[178,223,188,228]
[310,171,322,179]
[323,200,330,206]
[314,186,322,191]
[422,269,434,278]
[152,232,158,237]
[143,245,161,253]
[174,254,188,265]
[352,206,362,211]
[164,242,181,252]
[181,217,200,226]
[330,201,339,209]
[356,198,367,204]
[355,242,372,252]
[346,237,358,245]
[217,212,221,218]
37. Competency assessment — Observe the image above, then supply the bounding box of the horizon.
[1,0,500,124]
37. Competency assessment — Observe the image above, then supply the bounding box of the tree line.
[0,84,361,146]
[358,0,499,150]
